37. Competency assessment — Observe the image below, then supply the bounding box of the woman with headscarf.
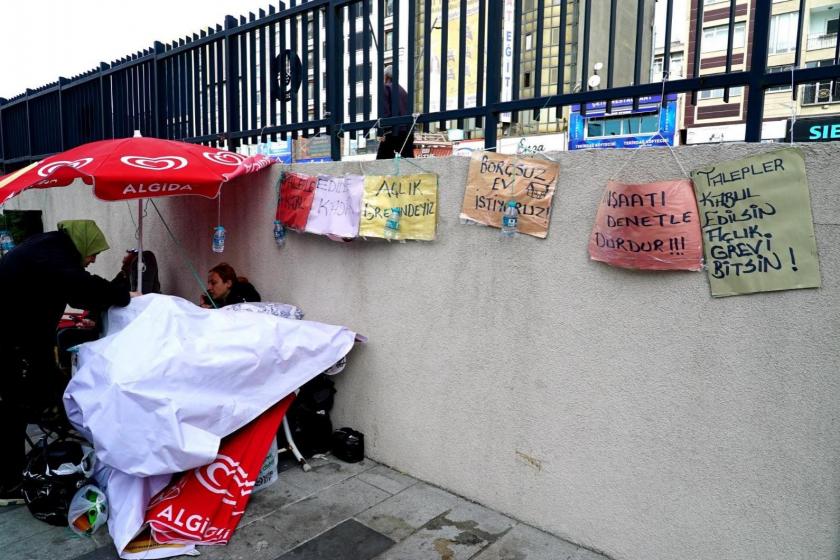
[0,219,131,505]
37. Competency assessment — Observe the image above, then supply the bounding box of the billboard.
[568,95,678,150]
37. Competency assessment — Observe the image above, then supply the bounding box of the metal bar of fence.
[511,0,521,127]
[290,13,299,127]
[362,0,371,123]
[743,0,771,142]
[326,0,344,160]
[252,17,261,136]
[534,0,545,119]
[476,0,485,128]
[269,7,278,140]
[391,0,400,125]
[663,0,674,79]
[691,0,703,105]
[349,4,358,124]
[313,6,322,131]
[483,0,503,150]
[279,13,288,137]
[377,0,384,120]
[238,18,248,135]
[422,0,432,132]
[407,0,416,117]
[558,0,567,98]
[792,0,806,101]
[580,0,591,117]
[259,12,268,136]
[632,0,645,111]
[605,0,616,114]
[723,0,735,103]
[439,0,448,127]
[457,0,467,128]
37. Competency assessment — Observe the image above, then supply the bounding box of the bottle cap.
[507,200,517,208]
[391,207,401,216]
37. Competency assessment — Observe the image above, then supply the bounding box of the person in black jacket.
[0,220,131,505]
[200,262,260,308]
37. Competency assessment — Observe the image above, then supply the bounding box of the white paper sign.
[304,174,364,238]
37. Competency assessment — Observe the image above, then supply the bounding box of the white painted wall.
[8,142,839,560]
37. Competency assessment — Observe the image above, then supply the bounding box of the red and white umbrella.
[0,136,274,290]
[0,136,272,204]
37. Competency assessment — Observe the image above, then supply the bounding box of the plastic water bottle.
[501,201,518,238]
[0,230,14,256]
[212,226,226,253]
[383,207,401,240]
[273,220,286,248]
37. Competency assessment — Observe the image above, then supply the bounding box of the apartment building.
[685,0,840,144]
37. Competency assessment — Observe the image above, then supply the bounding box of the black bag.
[22,439,94,526]
[278,375,336,458]
[331,427,364,463]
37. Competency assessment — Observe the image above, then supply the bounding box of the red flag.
[276,172,317,230]
[144,396,293,545]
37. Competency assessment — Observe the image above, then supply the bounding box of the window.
[351,63,370,82]
[525,33,533,50]
[550,27,560,46]
[384,30,394,51]
[701,23,746,53]
[524,72,531,88]
[348,95,372,114]
[586,113,660,138]
[828,18,839,35]
[801,60,840,104]
[768,12,799,54]
[384,0,393,17]
[698,86,744,99]
[767,65,793,93]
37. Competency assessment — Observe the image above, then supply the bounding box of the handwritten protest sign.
[359,174,438,240]
[276,172,317,230]
[460,151,558,238]
[690,147,820,297]
[304,174,364,238]
[588,180,703,271]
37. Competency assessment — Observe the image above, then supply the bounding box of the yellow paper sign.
[360,174,438,241]
[460,151,558,238]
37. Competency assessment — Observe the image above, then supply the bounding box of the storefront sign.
[787,116,840,143]
[690,147,821,297]
[568,96,677,150]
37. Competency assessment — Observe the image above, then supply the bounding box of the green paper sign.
[690,147,821,297]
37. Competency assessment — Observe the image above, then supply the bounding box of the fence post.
[58,76,69,151]
[483,0,504,151]
[25,89,33,163]
[224,15,241,151]
[0,98,5,173]
[744,0,771,142]
[326,0,345,161]
[152,41,166,138]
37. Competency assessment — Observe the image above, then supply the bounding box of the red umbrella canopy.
[0,137,273,205]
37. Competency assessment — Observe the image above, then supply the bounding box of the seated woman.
[200,262,261,308]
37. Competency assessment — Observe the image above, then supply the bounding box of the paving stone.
[354,482,461,542]
[357,465,418,495]
[199,519,296,560]
[240,478,310,527]
[276,519,395,560]
[277,456,378,496]
[70,545,121,560]
[260,477,391,552]
[472,523,612,560]
[0,524,96,560]
[0,505,54,547]
[372,499,515,560]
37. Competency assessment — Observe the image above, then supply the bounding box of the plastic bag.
[68,485,108,536]
[253,437,279,493]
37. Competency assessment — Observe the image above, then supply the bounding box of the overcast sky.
[0,0,274,99]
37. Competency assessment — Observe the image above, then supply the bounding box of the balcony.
[807,32,838,50]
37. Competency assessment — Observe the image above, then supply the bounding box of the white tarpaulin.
[64,294,357,557]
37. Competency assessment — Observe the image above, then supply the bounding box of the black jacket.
[0,231,130,355]
[209,280,261,308]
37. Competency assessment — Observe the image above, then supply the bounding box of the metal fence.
[2,0,840,172]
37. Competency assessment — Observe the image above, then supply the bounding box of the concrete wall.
[9,142,839,560]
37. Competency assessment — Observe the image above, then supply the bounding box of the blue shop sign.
[568,94,678,150]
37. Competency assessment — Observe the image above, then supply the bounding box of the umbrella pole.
[137,199,144,294]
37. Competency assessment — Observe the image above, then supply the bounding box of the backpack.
[278,374,336,458]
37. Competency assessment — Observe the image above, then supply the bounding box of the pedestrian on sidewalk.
[376,65,415,159]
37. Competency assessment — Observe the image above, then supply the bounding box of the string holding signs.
[690,147,820,297]
[460,151,558,238]
[304,174,364,238]
[359,173,438,241]
[589,180,703,271]
[276,172,317,230]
